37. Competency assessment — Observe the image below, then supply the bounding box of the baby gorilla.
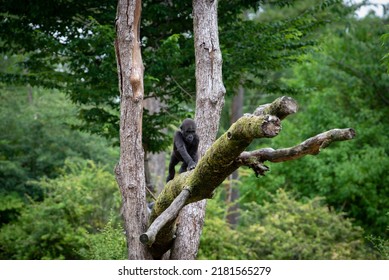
[166,118,199,182]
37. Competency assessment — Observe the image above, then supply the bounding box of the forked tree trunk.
[114,0,151,260]
[170,0,226,260]
[114,0,226,260]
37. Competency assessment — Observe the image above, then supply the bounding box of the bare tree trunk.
[114,0,151,260]
[170,0,225,260]
[226,85,244,227]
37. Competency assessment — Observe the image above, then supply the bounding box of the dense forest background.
[0,0,388,259]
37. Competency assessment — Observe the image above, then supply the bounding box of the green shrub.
[198,198,249,260]
[0,160,121,259]
[240,190,376,259]
[198,189,377,259]
[79,214,127,260]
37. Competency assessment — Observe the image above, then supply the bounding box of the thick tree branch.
[142,114,282,258]
[253,96,298,120]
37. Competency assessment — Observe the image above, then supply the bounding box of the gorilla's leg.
[166,154,180,182]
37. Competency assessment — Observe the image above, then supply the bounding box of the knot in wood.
[261,115,281,137]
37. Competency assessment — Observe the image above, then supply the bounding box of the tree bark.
[114,0,151,260]
[169,0,226,260]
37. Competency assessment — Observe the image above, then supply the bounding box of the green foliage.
[198,190,377,260]
[198,196,248,260]
[0,85,122,259]
[0,160,120,259]
[239,190,375,259]
[367,233,389,259]
[0,86,118,199]
[222,0,345,97]
[382,33,389,72]
[79,214,127,260]
[0,0,195,151]
[0,193,25,226]
[240,14,389,237]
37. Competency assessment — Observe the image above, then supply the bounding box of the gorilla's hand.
[188,162,196,171]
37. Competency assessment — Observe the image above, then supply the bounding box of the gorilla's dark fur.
[166,118,199,182]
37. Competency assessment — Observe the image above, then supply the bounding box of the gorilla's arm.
[190,135,199,167]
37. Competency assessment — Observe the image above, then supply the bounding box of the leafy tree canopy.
[1,0,346,152]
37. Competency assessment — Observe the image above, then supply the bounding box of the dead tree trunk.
[114,0,151,260]
[169,0,226,260]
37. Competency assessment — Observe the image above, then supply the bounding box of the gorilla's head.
[180,118,196,143]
